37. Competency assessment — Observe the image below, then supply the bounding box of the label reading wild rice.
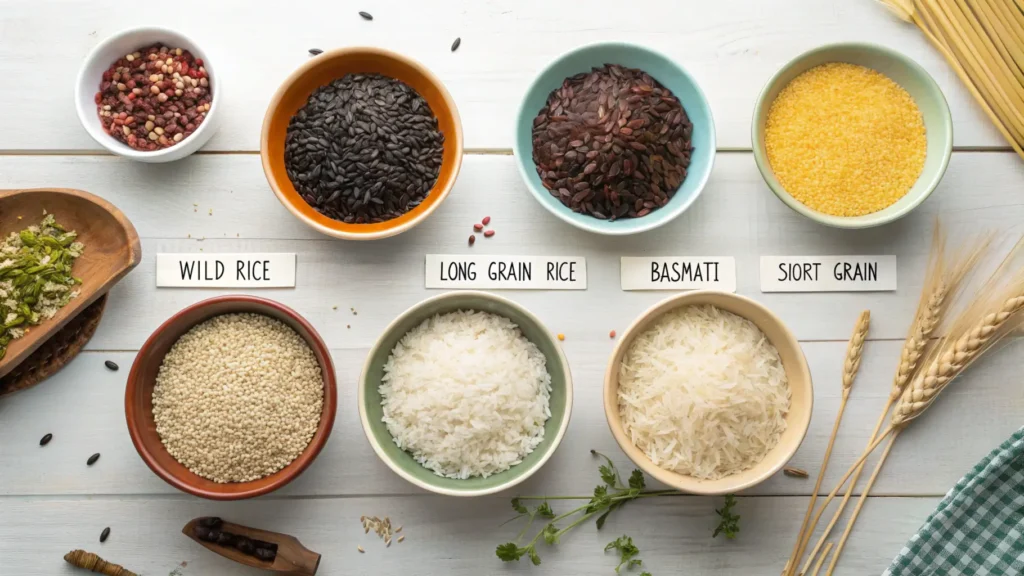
[425,255,586,290]
[157,253,297,288]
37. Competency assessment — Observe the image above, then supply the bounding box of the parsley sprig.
[495,450,675,566]
[605,535,644,573]
[713,494,740,539]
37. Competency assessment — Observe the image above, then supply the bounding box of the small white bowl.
[75,27,220,163]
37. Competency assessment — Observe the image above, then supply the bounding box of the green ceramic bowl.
[358,291,573,497]
[752,43,952,228]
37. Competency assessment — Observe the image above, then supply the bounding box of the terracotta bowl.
[125,295,337,500]
[604,291,813,495]
[260,47,463,240]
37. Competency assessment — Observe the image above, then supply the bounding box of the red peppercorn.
[482,216,491,225]
[484,230,495,238]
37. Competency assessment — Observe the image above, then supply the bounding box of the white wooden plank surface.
[3,1,1024,574]
[0,0,1007,151]
[0,495,938,576]
[1,153,1022,347]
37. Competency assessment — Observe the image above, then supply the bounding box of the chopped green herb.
[0,213,84,360]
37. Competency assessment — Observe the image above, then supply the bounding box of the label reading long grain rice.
[157,254,297,288]
[425,255,586,290]
[760,256,896,292]
[620,257,736,291]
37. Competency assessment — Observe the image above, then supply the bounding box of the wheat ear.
[893,290,1024,426]
[784,311,870,576]
[799,226,990,575]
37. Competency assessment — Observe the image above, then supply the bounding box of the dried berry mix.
[284,74,444,224]
[531,64,693,220]
[95,44,212,151]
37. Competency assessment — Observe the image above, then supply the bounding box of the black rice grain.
[104,360,119,371]
[451,37,461,52]
[284,74,444,224]
[100,527,111,543]
[309,48,323,56]
[359,11,373,20]
[40,433,53,446]
[87,453,101,466]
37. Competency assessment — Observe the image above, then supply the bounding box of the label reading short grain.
[157,254,297,288]
[425,255,586,290]
[620,257,737,292]
[760,256,896,292]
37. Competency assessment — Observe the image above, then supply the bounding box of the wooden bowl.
[604,291,813,495]
[125,295,337,500]
[0,188,141,379]
[260,47,463,241]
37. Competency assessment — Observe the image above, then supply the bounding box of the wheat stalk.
[798,226,991,575]
[809,542,834,576]
[785,311,870,576]
[796,236,1024,575]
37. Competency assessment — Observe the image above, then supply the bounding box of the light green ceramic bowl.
[752,43,952,228]
[358,291,573,497]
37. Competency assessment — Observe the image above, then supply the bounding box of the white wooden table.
[1,1,1022,574]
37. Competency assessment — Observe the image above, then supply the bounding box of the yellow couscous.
[765,63,927,217]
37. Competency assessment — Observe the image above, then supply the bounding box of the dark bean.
[530,64,692,220]
[308,48,323,56]
[468,234,476,246]
[87,453,100,466]
[40,433,52,446]
[104,360,119,371]
[100,527,110,543]
[451,37,461,52]
[359,11,373,20]
[254,547,277,562]
[198,517,223,529]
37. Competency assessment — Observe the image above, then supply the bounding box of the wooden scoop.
[0,188,141,378]
[182,517,321,575]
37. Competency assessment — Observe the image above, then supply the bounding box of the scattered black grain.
[100,527,111,543]
[40,433,53,446]
[104,360,119,371]
[451,37,461,52]
[284,74,444,224]
[87,453,101,466]
[309,48,323,56]
[359,11,373,20]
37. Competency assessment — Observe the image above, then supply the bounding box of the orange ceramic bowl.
[261,47,463,240]
[125,295,337,500]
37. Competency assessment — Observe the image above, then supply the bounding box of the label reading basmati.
[425,255,586,290]
[760,256,897,292]
[620,257,736,291]
[157,253,296,288]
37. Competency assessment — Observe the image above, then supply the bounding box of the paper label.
[157,254,297,288]
[760,256,897,292]
[620,257,737,292]
[425,255,586,290]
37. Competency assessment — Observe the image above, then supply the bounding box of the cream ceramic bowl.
[604,291,813,495]
[75,26,221,162]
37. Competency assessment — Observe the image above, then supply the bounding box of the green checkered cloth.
[885,427,1024,576]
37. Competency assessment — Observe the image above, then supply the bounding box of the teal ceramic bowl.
[358,291,573,496]
[752,43,952,228]
[513,42,716,235]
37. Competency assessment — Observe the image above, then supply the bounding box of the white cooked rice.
[617,304,790,480]
[380,310,552,479]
